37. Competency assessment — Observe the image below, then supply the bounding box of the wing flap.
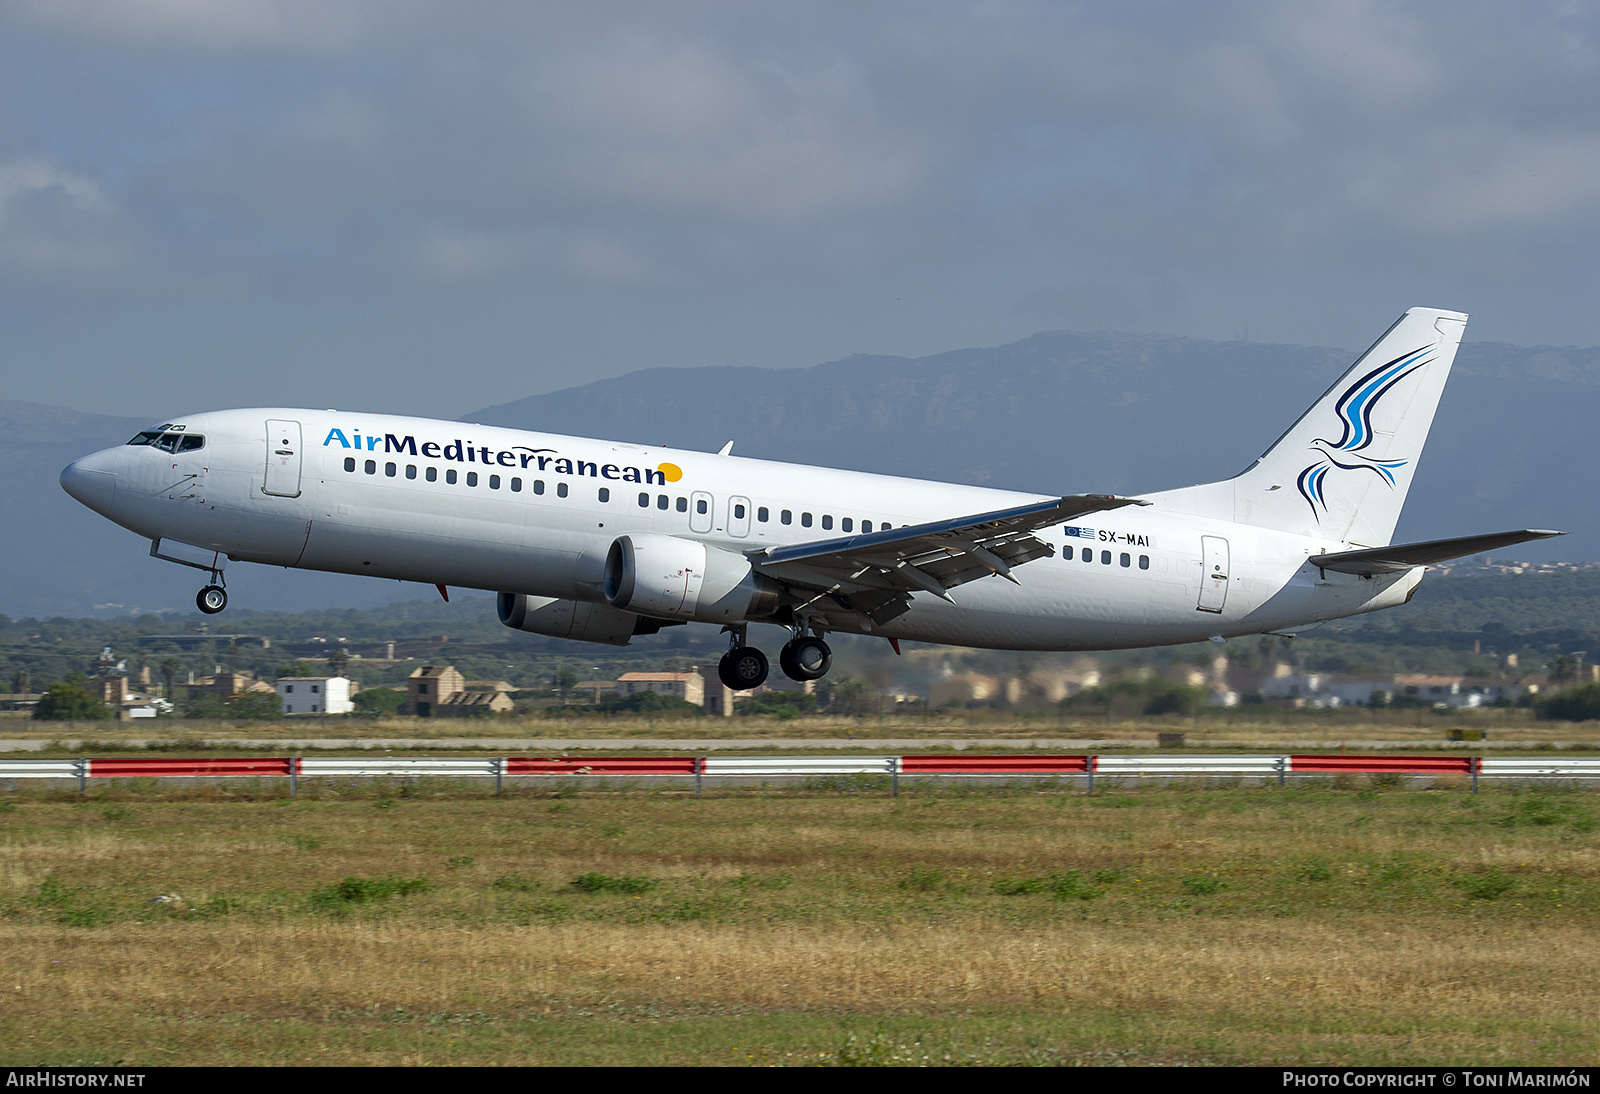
[754,493,1147,608]
[1310,529,1565,575]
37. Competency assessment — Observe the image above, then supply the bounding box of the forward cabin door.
[1197,535,1230,613]
[689,490,714,534]
[728,496,752,538]
[263,419,303,497]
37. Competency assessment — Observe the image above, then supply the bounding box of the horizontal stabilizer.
[1310,530,1565,576]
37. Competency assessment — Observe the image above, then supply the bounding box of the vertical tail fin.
[1151,307,1467,546]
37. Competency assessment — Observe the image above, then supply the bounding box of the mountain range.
[5,329,1593,618]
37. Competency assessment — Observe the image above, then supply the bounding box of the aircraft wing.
[751,494,1149,625]
[1309,529,1565,576]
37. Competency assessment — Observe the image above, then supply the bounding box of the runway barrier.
[2,754,1599,795]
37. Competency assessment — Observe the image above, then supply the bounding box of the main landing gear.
[718,642,769,691]
[779,635,832,682]
[716,626,834,692]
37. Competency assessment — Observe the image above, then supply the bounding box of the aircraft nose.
[60,452,118,515]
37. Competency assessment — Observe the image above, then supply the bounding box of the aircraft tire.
[718,647,768,691]
[779,636,832,682]
[197,585,228,614]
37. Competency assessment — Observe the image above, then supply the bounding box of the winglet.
[717,441,734,456]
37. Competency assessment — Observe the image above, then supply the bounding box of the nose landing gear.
[196,583,228,615]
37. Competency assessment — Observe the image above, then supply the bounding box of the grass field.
[2,777,1598,1066]
[5,709,1600,748]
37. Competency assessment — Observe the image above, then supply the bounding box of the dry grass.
[7,710,1600,748]
[1,781,1597,1064]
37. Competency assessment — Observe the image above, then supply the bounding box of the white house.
[276,676,354,715]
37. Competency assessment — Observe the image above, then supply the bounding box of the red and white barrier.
[1,753,1597,791]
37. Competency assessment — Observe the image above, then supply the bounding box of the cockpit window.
[136,432,203,453]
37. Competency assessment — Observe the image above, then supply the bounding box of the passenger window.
[405,465,416,479]
[466,471,478,486]
[639,492,650,507]
[365,460,376,475]
[1082,549,1093,564]
[841,518,852,532]
[446,469,457,484]
[1139,555,1150,570]
[1063,546,1074,561]
[1120,552,1130,567]
[426,467,437,482]
[734,504,746,519]
[178,435,205,452]
[758,507,769,522]
[511,477,522,492]
[599,487,610,502]
[657,494,669,509]
[821,515,833,530]
[1101,550,1111,564]
[534,480,545,495]
[676,497,688,512]
[344,457,356,473]
[386,462,397,477]
[696,498,707,515]
[861,521,872,533]
[557,482,568,498]
[489,475,500,489]
[801,513,813,527]
[781,510,792,525]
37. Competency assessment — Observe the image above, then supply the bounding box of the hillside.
[4,327,1594,617]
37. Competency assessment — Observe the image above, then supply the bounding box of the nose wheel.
[197,584,228,615]
[718,645,769,691]
[779,635,832,682]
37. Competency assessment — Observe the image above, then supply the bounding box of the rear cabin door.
[1197,535,1230,613]
[263,419,303,497]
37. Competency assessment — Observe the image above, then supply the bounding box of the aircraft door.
[263,419,303,498]
[1197,536,1229,613]
[728,496,752,538]
[689,491,714,534]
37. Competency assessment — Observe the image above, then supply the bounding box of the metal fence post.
[1276,755,1286,787]
[289,755,298,798]
[1471,755,1479,795]
[890,758,899,798]
[77,756,87,796]
[1086,754,1095,793]
[694,756,703,797]
[495,757,504,796]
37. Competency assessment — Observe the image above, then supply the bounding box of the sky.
[3,1,1600,420]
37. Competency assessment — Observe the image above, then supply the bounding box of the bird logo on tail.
[1295,346,1433,518]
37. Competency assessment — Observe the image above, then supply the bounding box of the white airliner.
[60,308,1559,691]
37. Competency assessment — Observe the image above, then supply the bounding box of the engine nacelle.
[603,534,780,623]
[496,593,671,646]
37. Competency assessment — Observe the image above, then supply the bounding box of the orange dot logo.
[657,462,683,483]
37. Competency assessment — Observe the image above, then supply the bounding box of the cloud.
[5,0,405,51]
[0,159,121,275]
[4,1,1600,344]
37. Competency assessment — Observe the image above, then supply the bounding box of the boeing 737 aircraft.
[60,308,1560,691]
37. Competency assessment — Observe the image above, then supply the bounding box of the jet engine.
[603,534,780,622]
[496,593,672,646]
